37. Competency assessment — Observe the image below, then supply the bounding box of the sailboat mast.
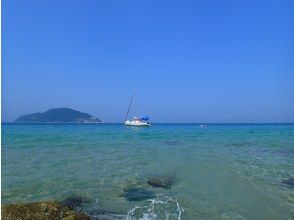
[125,89,135,122]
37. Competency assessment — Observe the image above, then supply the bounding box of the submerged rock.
[164,141,182,146]
[91,215,121,220]
[282,178,294,188]
[147,175,176,189]
[60,196,88,209]
[89,210,126,220]
[121,188,155,201]
[276,149,294,158]
[1,201,90,220]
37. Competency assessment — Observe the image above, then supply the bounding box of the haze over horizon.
[2,0,294,123]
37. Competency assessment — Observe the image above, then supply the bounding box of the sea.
[2,123,294,219]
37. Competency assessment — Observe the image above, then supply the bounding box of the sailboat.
[124,89,150,127]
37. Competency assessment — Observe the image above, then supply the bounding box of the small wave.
[126,194,184,220]
[222,212,247,220]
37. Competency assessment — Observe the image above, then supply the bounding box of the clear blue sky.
[2,0,294,123]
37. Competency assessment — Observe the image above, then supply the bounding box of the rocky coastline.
[1,201,90,220]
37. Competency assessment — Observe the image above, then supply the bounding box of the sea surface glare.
[2,123,294,219]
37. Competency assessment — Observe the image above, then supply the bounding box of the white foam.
[126,194,184,220]
[176,199,184,220]
[222,212,247,220]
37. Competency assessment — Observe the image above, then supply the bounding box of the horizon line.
[2,122,294,124]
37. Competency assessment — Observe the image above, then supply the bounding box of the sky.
[2,0,294,123]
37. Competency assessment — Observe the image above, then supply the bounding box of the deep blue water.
[2,123,294,219]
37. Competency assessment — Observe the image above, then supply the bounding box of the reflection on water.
[2,123,294,219]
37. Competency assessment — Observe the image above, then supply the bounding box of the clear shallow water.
[2,123,294,219]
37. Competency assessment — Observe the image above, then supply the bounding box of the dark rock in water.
[60,196,88,209]
[1,201,90,220]
[147,175,176,189]
[276,149,294,158]
[89,209,126,220]
[91,214,122,220]
[164,141,182,146]
[231,142,249,147]
[282,178,294,188]
[121,188,155,201]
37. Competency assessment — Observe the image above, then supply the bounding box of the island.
[14,108,101,123]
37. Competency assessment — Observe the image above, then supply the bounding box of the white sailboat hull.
[124,89,150,127]
[125,120,150,127]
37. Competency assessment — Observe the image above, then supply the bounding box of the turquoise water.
[2,123,294,219]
